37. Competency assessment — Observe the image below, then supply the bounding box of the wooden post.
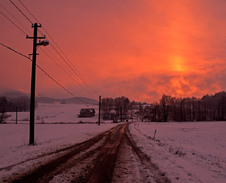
[16,107,18,124]
[98,96,101,125]
[153,130,157,140]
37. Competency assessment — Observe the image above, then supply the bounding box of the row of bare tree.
[101,96,132,121]
[101,91,226,122]
[0,96,30,123]
[143,91,226,122]
[0,96,29,112]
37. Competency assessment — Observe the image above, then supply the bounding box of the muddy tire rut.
[5,123,171,183]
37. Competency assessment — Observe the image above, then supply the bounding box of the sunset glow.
[1,0,226,102]
[171,55,186,72]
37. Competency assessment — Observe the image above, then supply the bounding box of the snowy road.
[4,123,170,183]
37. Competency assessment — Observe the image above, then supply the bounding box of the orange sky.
[1,0,226,102]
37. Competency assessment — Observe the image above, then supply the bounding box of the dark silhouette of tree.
[101,97,115,120]
[160,94,171,122]
[101,91,226,122]
[101,96,130,121]
[0,97,10,123]
[0,96,29,112]
[157,91,226,122]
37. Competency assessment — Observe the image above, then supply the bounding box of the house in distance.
[78,108,96,118]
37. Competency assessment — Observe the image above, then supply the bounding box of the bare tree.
[160,94,171,122]
[0,97,10,123]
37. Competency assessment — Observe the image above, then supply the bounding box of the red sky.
[1,0,226,102]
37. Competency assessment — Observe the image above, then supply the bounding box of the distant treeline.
[148,91,226,122]
[101,96,132,121]
[101,91,226,122]
[0,96,29,112]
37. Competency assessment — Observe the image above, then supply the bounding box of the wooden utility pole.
[27,23,45,145]
[98,96,101,125]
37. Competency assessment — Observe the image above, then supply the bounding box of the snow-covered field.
[1,103,226,182]
[6,103,99,123]
[0,123,117,179]
[129,122,226,183]
[0,103,115,181]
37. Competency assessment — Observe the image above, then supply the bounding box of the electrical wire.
[16,0,98,98]
[17,0,88,82]
[48,43,85,87]
[17,0,38,23]
[39,47,85,87]
[0,2,31,34]
[0,9,89,103]
[44,30,98,97]
[9,0,33,24]
[40,45,96,99]
[5,1,86,94]
[0,42,29,59]
[0,42,90,104]
[36,65,74,97]
[39,32,98,98]
[1,11,27,35]
[5,0,98,101]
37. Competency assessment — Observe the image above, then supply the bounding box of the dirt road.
[7,123,171,183]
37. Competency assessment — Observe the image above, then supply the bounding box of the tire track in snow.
[5,123,172,183]
[0,126,116,172]
[7,124,126,183]
[123,125,172,183]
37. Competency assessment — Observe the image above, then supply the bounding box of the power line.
[44,30,98,97]
[36,65,74,97]
[49,43,86,87]
[9,0,33,24]
[0,42,29,59]
[40,46,98,100]
[39,33,98,98]
[17,0,84,81]
[15,0,98,98]
[1,0,96,103]
[37,27,98,98]
[43,44,98,100]
[39,47,85,87]
[0,2,31,33]
[9,0,98,99]
[0,41,90,104]
[5,1,81,93]
[17,0,39,23]
[1,11,27,35]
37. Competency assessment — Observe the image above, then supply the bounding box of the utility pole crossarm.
[26,35,45,39]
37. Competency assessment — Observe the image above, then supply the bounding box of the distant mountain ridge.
[37,97,98,104]
[0,90,98,105]
[0,90,28,99]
